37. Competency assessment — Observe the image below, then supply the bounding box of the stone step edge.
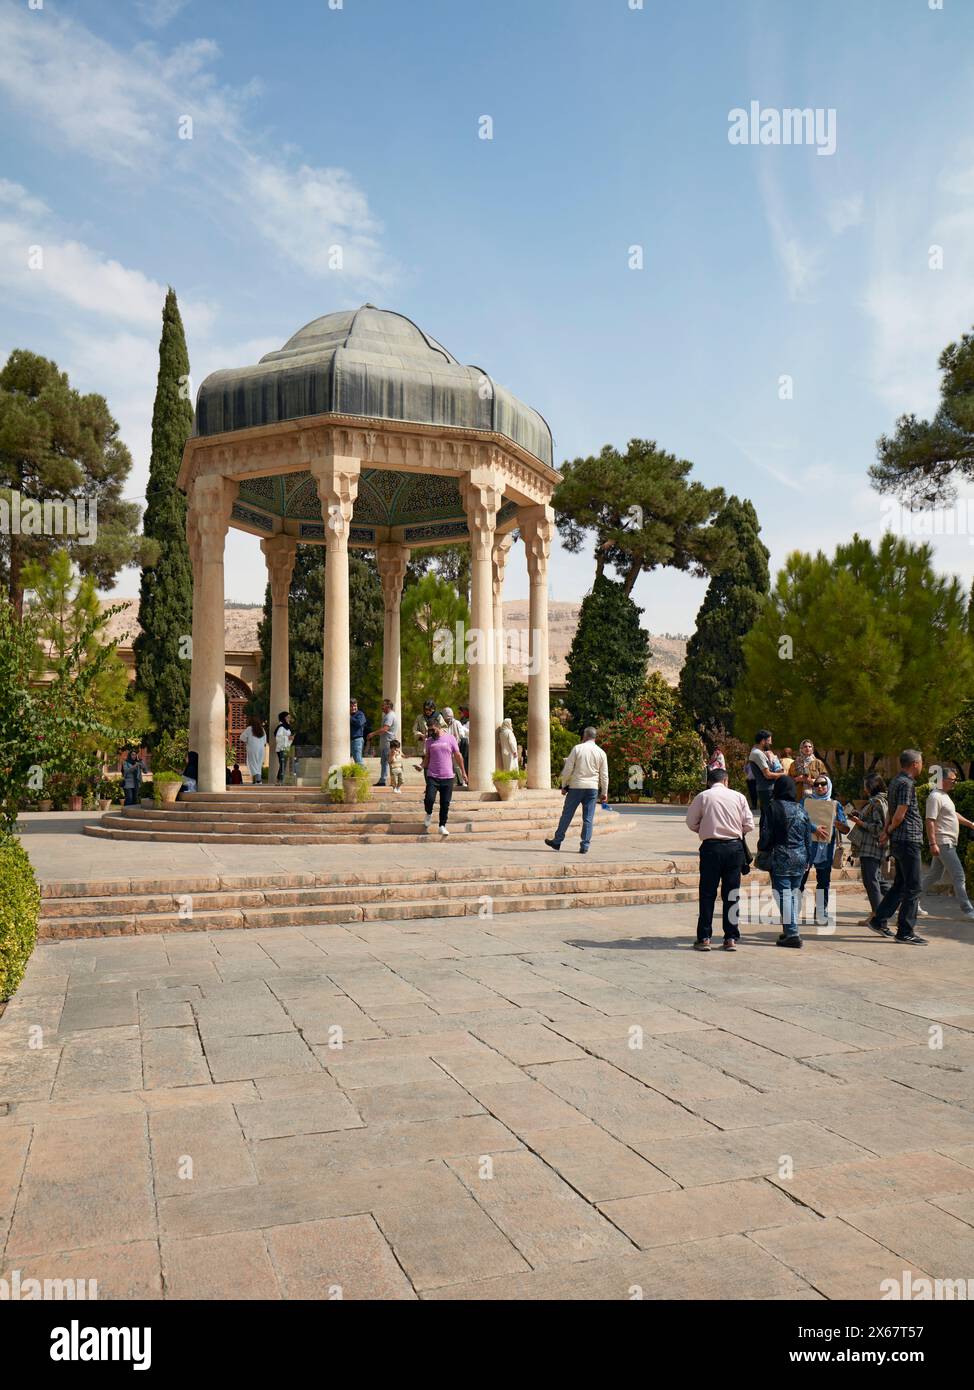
[38,888,706,939]
[41,858,859,899]
[79,823,632,846]
[38,872,700,918]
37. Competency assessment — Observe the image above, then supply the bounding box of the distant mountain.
[102,597,688,685]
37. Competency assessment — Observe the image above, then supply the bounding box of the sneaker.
[693,940,711,951]
[544,838,561,851]
[867,918,893,938]
[722,939,737,951]
[776,935,803,948]
[439,825,449,837]
[916,905,929,918]
[423,814,432,830]
[962,909,974,920]
[393,787,402,794]
[579,846,589,854]
[375,781,386,787]
[895,933,928,944]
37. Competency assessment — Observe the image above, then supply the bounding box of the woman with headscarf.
[498,717,519,773]
[180,750,199,794]
[848,773,889,922]
[801,773,850,926]
[240,717,267,785]
[790,740,828,798]
[757,775,817,948]
[442,708,469,787]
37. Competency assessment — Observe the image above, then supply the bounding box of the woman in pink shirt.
[422,720,467,837]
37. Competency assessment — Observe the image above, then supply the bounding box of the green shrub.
[152,771,184,804]
[0,835,40,1000]
[492,769,527,785]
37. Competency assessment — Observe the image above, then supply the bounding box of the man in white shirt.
[367,699,399,786]
[686,768,755,951]
[923,766,974,920]
[545,727,609,855]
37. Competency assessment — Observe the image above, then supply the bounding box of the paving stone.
[685,1081,912,1132]
[323,1052,449,1090]
[149,1103,256,1198]
[252,1114,522,1184]
[138,998,195,1030]
[265,1214,417,1299]
[633,1121,871,1187]
[518,1124,678,1202]
[162,1230,280,1299]
[57,986,139,1033]
[447,1149,633,1266]
[799,1101,974,1158]
[351,1078,485,1126]
[545,1008,710,1044]
[236,1089,363,1140]
[0,1122,31,1248]
[468,1022,585,1065]
[423,1232,810,1300]
[142,1026,210,1089]
[0,1044,63,1104]
[580,1039,751,1104]
[194,981,294,1038]
[659,1029,843,1092]
[842,1200,974,1278]
[203,1032,320,1082]
[771,1150,974,1216]
[52,1031,143,1098]
[464,1077,593,1134]
[525,1059,713,1142]
[430,1049,526,1087]
[751,1219,936,1300]
[291,999,386,1043]
[601,1175,817,1249]
[0,1240,163,1300]
[6,1112,154,1257]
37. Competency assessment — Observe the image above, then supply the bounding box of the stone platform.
[83,786,630,846]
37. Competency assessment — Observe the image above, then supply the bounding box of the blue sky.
[2,0,974,631]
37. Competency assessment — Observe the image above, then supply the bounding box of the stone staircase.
[37,860,865,941]
[82,786,632,846]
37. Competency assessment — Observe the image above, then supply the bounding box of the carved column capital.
[261,534,297,607]
[461,468,504,562]
[188,475,237,563]
[310,458,360,549]
[376,542,410,614]
[491,531,515,602]
[519,504,554,583]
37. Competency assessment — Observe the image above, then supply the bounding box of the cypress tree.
[564,575,650,729]
[679,496,769,738]
[134,289,194,743]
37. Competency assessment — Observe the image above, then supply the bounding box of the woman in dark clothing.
[849,774,889,921]
[758,775,816,949]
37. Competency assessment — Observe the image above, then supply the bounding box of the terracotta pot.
[68,795,83,811]
[159,780,181,804]
[38,800,53,812]
[628,791,642,803]
[494,780,517,801]
[342,778,358,805]
[98,799,113,812]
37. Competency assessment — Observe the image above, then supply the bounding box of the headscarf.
[808,775,832,799]
[772,775,798,802]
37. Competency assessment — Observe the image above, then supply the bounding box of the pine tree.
[564,575,650,729]
[679,497,769,738]
[133,289,194,744]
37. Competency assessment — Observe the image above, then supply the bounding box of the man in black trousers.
[686,768,755,951]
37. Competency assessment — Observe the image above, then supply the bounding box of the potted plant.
[492,769,525,801]
[96,776,119,811]
[339,763,371,805]
[153,771,184,805]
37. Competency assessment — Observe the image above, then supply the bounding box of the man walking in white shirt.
[686,768,755,951]
[545,727,609,855]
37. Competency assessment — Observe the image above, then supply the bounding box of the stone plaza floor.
[2,809,974,1300]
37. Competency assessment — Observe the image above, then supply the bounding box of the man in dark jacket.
[349,699,370,766]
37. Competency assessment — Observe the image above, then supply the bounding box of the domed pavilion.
[178,305,557,793]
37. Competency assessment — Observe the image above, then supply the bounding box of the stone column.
[260,535,297,734]
[461,468,503,792]
[520,504,554,790]
[311,456,360,783]
[491,532,514,760]
[186,509,202,755]
[377,542,410,724]
[187,474,237,793]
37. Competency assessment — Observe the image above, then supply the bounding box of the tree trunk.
[622,563,641,597]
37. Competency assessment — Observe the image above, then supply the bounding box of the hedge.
[0,835,40,1001]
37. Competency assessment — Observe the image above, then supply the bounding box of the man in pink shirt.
[686,769,755,952]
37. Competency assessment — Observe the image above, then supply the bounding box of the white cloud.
[0,4,392,287]
[827,192,864,234]
[759,165,824,301]
[136,0,192,29]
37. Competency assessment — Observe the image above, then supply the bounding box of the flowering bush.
[598,697,670,798]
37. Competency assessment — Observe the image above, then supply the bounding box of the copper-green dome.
[194,305,553,467]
